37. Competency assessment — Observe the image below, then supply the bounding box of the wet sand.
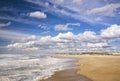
[40,56,91,81]
[40,68,91,81]
[40,55,120,81]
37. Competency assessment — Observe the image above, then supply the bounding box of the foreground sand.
[77,55,120,81]
[40,55,120,81]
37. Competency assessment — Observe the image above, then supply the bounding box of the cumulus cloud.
[6,31,102,52]
[22,35,37,42]
[101,24,120,38]
[7,31,96,51]
[0,22,11,28]
[5,24,120,52]
[7,41,37,51]
[86,4,120,16]
[29,11,47,18]
[54,23,80,31]
[78,31,98,42]
[57,32,74,39]
[87,42,109,48]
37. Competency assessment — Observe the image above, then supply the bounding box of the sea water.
[0,54,72,81]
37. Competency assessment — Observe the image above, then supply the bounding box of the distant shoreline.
[56,52,120,56]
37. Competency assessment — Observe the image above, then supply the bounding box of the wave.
[0,54,72,81]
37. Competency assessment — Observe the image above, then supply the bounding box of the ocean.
[0,54,72,81]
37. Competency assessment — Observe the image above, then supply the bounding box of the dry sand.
[40,55,120,81]
[76,55,120,81]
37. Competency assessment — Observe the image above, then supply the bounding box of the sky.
[0,0,120,54]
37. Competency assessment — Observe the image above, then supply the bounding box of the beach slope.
[77,55,120,81]
[40,55,120,81]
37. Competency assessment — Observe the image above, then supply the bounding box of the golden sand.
[40,55,120,81]
[76,55,120,81]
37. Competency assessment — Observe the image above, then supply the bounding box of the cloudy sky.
[0,0,120,54]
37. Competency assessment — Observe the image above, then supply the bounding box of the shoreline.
[39,56,91,81]
[40,54,120,81]
[59,54,120,81]
[40,68,91,81]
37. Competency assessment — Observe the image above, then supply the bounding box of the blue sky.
[0,0,120,54]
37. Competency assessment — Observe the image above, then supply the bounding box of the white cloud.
[94,17,103,21]
[6,31,95,51]
[25,47,39,51]
[5,24,120,53]
[22,35,37,42]
[72,0,83,5]
[45,2,49,7]
[86,4,120,16]
[7,41,37,51]
[54,23,80,31]
[78,31,98,42]
[52,0,64,4]
[6,31,100,52]
[0,22,11,28]
[38,25,50,34]
[54,24,72,31]
[87,42,108,48]
[38,24,48,30]
[67,23,80,26]
[41,31,50,34]
[25,0,120,25]
[0,30,29,40]
[56,32,74,40]
[29,11,47,18]
[101,24,120,38]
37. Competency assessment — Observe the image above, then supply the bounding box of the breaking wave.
[0,54,72,81]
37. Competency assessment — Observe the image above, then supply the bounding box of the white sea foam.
[0,54,72,81]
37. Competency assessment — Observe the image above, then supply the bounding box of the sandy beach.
[40,55,120,81]
[40,56,91,81]
[77,55,120,81]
